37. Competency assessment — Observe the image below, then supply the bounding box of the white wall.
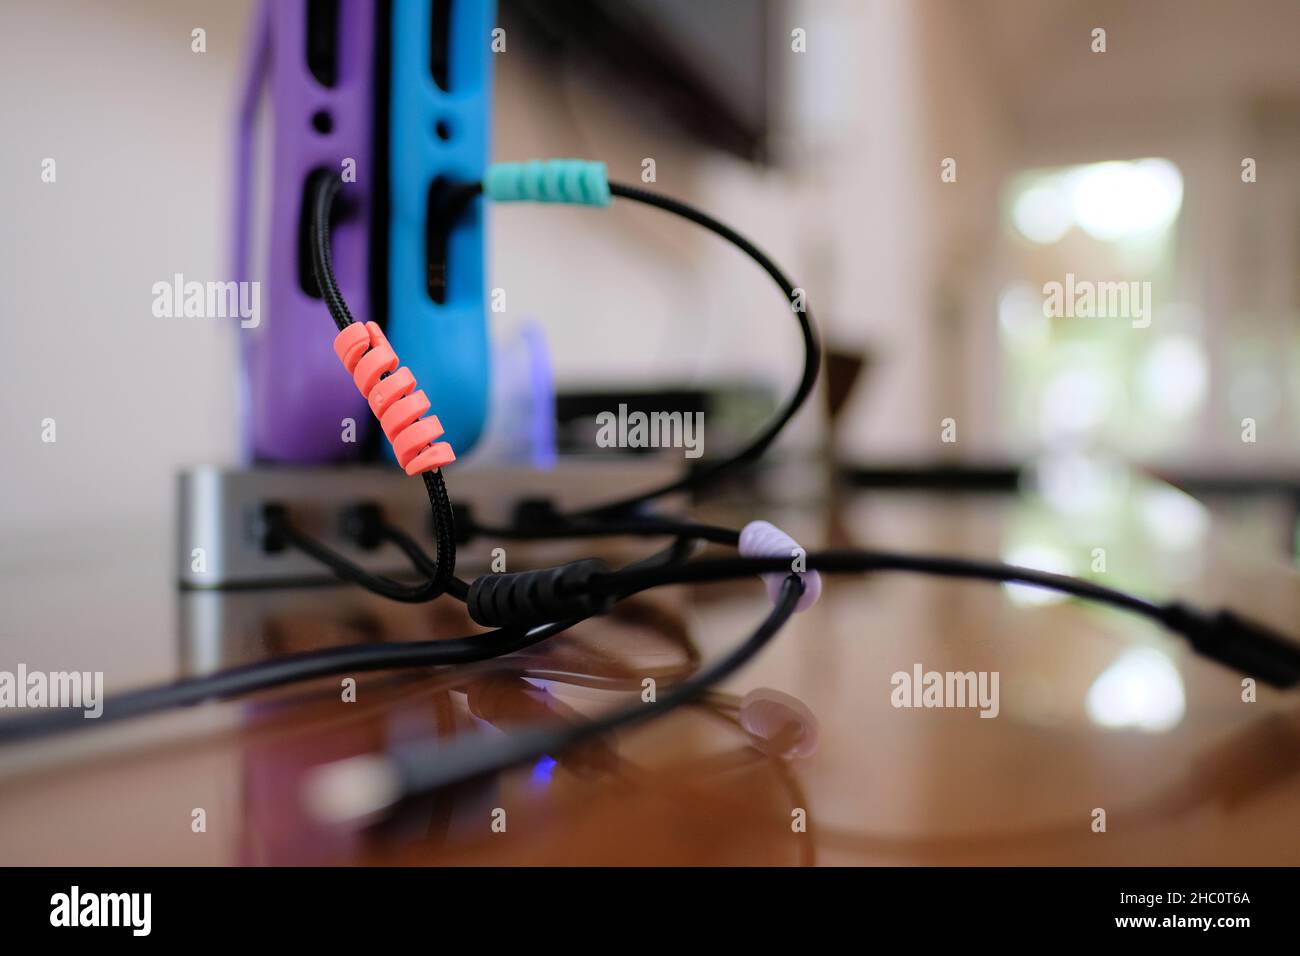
[0,0,251,536]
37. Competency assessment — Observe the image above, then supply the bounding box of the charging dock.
[177,459,682,588]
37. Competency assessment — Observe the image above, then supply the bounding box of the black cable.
[0,619,583,746]
[592,550,1163,620]
[309,171,357,333]
[309,172,458,598]
[376,521,471,601]
[7,535,1293,750]
[400,535,1300,805]
[462,543,1172,634]
[0,535,709,748]
[586,182,821,517]
[441,179,820,524]
[581,551,1300,688]
[310,575,805,817]
[463,512,739,547]
[419,469,459,599]
[267,512,453,604]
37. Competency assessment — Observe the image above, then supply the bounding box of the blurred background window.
[999,158,1194,459]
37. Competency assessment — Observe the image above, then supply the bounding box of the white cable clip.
[739,520,821,612]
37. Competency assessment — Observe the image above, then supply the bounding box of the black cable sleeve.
[466,558,614,628]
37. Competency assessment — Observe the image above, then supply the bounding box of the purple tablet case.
[232,0,376,463]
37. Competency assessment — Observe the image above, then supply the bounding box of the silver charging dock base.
[176,459,683,588]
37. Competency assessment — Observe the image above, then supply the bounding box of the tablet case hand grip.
[233,0,377,463]
[385,0,495,457]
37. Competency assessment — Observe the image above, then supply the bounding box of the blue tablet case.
[386,0,496,457]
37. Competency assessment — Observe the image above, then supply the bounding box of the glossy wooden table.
[2,477,1298,865]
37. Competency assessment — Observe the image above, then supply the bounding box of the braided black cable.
[309,171,458,599]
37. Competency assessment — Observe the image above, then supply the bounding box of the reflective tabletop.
[2,476,1298,865]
